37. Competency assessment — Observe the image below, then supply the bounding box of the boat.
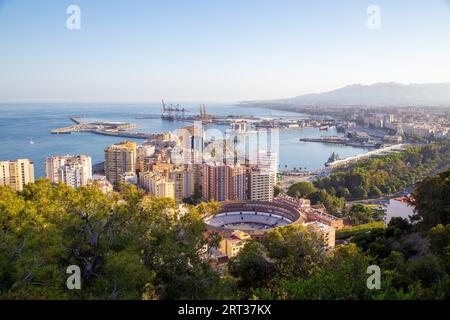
[319,126,329,131]
[28,138,34,144]
[324,152,341,166]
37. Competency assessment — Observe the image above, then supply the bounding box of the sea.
[0,103,371,178]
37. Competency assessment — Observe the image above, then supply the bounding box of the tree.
[368,186,382,198]
[413,168,450,228]
[408,255,444,288]
[308,190,345,215]
[385,217,412,238]
[287,182,317,198]
[258,244,379,300]
[0,180,222,300]
[273,185,282,197]
[348,204,385,225]
[428,224,450,257]
[311,142,450,201]
[229,241,275,291]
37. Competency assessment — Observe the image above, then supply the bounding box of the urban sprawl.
[2,104,450,271]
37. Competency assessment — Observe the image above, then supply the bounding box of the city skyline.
[1,0,450,305]
[1,0,450,103]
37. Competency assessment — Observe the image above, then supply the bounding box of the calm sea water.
[0,103,370,177]
[385,199,415,223]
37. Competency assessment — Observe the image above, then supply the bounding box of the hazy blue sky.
[0,0,449,102]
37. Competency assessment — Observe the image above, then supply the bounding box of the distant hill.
[248,82,450,107]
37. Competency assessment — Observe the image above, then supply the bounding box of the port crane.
[161,100,213,123]
[161,100,190,121]
[199,104,212,123]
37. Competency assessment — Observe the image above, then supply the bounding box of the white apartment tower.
[0,159,35,191]
[45,155,92,189]
[249,169,276,202]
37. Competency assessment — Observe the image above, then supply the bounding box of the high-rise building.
[140,171,175,199]
[257,150,278,173]
[45,155,92,189]
[202,163,230,202]
[104,141,137,185]
[229,164,248,201]
[176,125,204,193]
[202,163,248,202]
[0,159,35,191]
[45,156,67,183]
[249,169,276,202]
[168,169,195,203]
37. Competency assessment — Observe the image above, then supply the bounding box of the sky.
[0,0,449,103]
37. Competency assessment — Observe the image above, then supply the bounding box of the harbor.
[158,101,343,131]
[9,103,372,178]
[51,117,161,140]
[50,102,343,141]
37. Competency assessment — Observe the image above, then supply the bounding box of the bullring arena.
[204,199,304,236]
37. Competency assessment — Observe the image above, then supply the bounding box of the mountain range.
[247,82,450,107]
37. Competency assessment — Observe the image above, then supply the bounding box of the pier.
[299,136,377,148]
[325,144,408,168]
[51,119,160,140]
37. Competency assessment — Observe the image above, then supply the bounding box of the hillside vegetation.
[1,167,450,299]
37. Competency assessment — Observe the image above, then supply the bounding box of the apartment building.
[0,159,35,191]
[202,163,248,202]
[140,171,175,199]
[168,169,195,203]
[104,141,137,185]
[249,169,276,202]
[202,163,230,202]
[256,150,278,173]
[45,155,92,189]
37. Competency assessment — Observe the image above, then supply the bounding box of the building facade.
[0,159,35,191]
[202,163,248,202]
[202,163,230,202]
[104,141,137,185]
[168,169,195,203]
[257,150,278,173]
[218,230,251,258]
[140,171,175,199]
[45,155,92,189]
[249,169,276,202]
